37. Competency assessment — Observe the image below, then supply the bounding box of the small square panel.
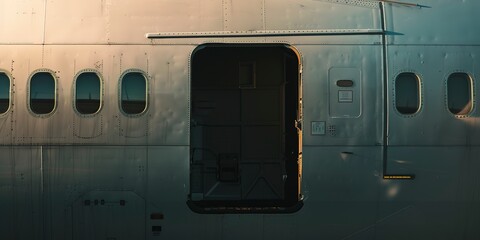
[311,121,326,135]
[338,90,353,103]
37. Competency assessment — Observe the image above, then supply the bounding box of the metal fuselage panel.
[0,0,479,240]
[387,45,480,146]
[0,45,192,146]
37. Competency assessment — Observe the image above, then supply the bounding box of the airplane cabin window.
[0,72,10,114]
[30,72,56,115]
[75,72,101,114]
[395,72,420,115]
[447,72,473,115]
[120,72,147,115]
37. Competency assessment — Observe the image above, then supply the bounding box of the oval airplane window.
[395,72,420,115]
[30,71,56,115]
[75,72,101,115]
[0,72,10,114]
[120,72,147,115]
[447,72,473,115]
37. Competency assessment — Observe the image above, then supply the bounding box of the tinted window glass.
[395,72,420,114]
[30,72,55,114]
[0,73,10,114]
[447,73,472,115]
[121,72,146,114]
[76,72,101,114]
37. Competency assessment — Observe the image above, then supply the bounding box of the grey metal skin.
[0,0,479,239]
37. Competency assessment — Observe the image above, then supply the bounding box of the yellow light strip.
[383,175,414,180]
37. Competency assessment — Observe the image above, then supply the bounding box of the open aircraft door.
[188,44,303,213]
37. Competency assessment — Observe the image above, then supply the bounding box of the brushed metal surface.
[0,0,479,239]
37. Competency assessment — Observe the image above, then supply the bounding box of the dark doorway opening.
[189,44,302,213]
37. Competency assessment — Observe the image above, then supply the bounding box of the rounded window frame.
[27,69,58,117]
[0,70,13,117]
[118,69,149,117]
[392,71,423,117]
[445,71,475,118]
[73,69,104,117]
